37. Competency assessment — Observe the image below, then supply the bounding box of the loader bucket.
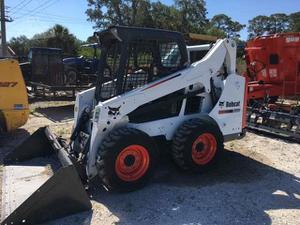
[1,127,92,225]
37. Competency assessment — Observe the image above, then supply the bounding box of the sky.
[5,0,300,42]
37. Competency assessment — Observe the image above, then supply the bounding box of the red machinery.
[246,33,300,100]
[245,33,300,141]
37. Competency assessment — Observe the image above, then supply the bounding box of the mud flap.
[1,127,92,225]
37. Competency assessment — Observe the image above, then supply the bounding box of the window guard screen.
[98,39,182,101]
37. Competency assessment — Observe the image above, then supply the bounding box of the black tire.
[96,127,158,192]
[64,69,78,85]
[172,117,224,172]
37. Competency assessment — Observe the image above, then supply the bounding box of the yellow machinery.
[0,59,29,132]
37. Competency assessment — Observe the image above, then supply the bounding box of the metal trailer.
[20,47,95,100]
[24,47,64,85]
[27,81,93,100]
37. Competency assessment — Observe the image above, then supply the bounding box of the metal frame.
[28,81,93,100]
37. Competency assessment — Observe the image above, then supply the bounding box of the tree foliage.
[9,35,30,57]
[86,0,208,33]
[31,24,81,55]
[210,14,245,38]
[248,12,300,38]
[289,12,300,32]
[248,15,271,38]
[205,27,226,38]
[269,13,289,33]
[9,24,81,57]
[86,0,133,28]
[175,0,207,33]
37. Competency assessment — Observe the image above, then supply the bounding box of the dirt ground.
[0,101,299,225]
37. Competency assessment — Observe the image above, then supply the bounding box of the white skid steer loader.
[1,26,247,224]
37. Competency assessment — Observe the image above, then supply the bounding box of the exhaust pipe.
[1,127,92,225]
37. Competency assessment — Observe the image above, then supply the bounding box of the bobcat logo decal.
[108,106,121,116]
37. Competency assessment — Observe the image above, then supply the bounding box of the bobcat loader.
[1,26,247,224]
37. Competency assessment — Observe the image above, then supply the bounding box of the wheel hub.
[191,133,217,165]
[195,142,204,152]
[115,145,150,182]
[124,155,135,167]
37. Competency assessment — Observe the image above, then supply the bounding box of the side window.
[127,41,154,73]
[99,41,122,100]
[159,42,181,68]
[99,39,184,100]
[122,40,155,93]
[269,54,279,65]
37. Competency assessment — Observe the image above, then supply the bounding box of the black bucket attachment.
[1,127,92,225]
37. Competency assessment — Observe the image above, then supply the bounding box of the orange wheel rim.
[191,133,217,165]
[115,145,150,182]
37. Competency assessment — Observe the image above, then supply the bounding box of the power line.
[13,0,49,19]
[20,17,88,25]
[10,0,33,14]
[13,9,84,21]
[11,0,90,27]
[14,0,60,20]
[10,0,28,10]
[11,14,87,26]
[8,0,91,30]
[30,16,86,23]
[28,0,60,15]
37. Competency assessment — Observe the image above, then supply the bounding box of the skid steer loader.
[1,26,247,224]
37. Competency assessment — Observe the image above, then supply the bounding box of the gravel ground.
[0,101,299,225]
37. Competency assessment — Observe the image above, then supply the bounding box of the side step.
[1,127,92,225]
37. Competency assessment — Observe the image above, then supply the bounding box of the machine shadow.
[247,129,300,144]
[0,128,30,161]
[90,149,300,225]
[43,211,93,225]
[34,104,74,122]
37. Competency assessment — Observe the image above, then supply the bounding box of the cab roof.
[95,25,185,43]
